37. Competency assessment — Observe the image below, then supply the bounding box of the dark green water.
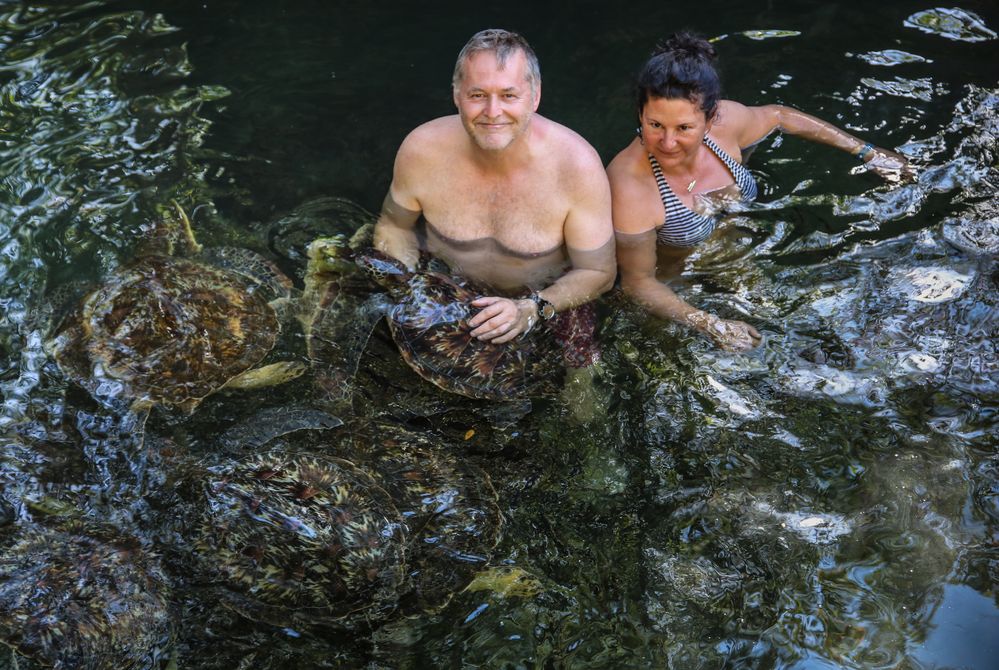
[1,1,997,668]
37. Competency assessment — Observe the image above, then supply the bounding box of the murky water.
[1,1,997,668]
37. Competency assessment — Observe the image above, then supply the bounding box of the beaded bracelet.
[856,143,875,161]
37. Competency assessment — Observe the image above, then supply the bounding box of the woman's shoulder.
[606,140,646,185]
[713,100,780,148]
[711,100,753,136]
[607,144,661,234]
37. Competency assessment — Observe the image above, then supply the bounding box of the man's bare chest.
[419,169,567,244]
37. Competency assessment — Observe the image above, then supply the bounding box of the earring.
[635,126,644,146]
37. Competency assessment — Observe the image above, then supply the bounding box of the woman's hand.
[687,311,762,352]
[863,146,916,183]
[468,296,537,344]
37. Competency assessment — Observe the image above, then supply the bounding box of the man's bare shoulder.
[534,116,603,169]
[398,116,465,158]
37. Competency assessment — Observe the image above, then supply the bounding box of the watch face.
[531,293,556,320]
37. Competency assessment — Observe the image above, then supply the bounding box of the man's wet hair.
[452,29,541,95]
[637,31,721,120]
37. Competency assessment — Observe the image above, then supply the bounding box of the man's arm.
[373,135,424,269]
[535,146,616,310]
[469,144,615,344]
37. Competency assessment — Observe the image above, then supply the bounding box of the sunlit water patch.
[850,49,932,67]
[904,7,997,42]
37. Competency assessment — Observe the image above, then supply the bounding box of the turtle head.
[355,249,411,288]
[139,200,203,257]
[305,235,354,276]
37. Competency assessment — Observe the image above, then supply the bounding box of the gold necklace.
[686,179,697,193]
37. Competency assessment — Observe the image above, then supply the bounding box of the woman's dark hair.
[636,32,721,120]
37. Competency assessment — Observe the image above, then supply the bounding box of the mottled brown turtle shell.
[341,422,503,613]
[0,524,173,669]
[50,254,284,414]
[195,449,407,630]
[356,249,563,401]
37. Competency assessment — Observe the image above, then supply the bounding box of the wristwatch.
[528,292,556,321]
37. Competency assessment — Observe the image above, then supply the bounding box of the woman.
[607,32,912,351]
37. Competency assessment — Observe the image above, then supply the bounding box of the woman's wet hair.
[637,31,720,120]
[452,28,541,95]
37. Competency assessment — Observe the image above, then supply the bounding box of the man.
[373,29,615,370]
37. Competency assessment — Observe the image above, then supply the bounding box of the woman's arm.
[719,100,914,181]
[608,165,761,351]
[615,229,761,351]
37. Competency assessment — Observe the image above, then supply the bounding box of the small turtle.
[194,448,408,631]
[0,522,174,669]
[45,201,306,426]
[309,247,563,401]
[941,213,999,257]
[268,196,377,267]
[296,219,384,413]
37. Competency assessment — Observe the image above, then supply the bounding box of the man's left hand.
[468,296,536,344]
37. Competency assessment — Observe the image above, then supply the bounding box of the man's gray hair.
[452,29,541,94]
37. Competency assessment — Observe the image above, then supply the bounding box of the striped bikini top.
[647,135,758,248]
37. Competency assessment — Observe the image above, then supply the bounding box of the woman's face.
[640,96,712,167]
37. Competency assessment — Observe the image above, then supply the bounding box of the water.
[1,1,997,668]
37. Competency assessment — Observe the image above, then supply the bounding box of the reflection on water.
[1,1,997,668]
[904,7,997,42]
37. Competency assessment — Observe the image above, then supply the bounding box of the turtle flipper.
[481,399,534,430]
[122,402,152,493]
[220,361,307,390]
[463,566,542,599]
[309,292,391,414]
[217,405,343,453]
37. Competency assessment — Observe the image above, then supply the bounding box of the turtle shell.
[343,423,503,612]
[195,449,407,630]
[203,412,504,615]
[0,524,173,670]
[48,254,283,414]
[356,249,563,400]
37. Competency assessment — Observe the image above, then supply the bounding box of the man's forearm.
[373,217,420,270]
[537,266,615,312]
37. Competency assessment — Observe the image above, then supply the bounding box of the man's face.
[453,49,540,152]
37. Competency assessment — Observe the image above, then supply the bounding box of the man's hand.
[468,296,537,344]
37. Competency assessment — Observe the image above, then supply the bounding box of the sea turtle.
[205,413,505,616]
[268,196,377,267]
[0,522,174,669]
[45,201,306,427]
[305,246,563,402]
[941,200,999,256]
[295,215,389,415]
[193,448,408,631]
